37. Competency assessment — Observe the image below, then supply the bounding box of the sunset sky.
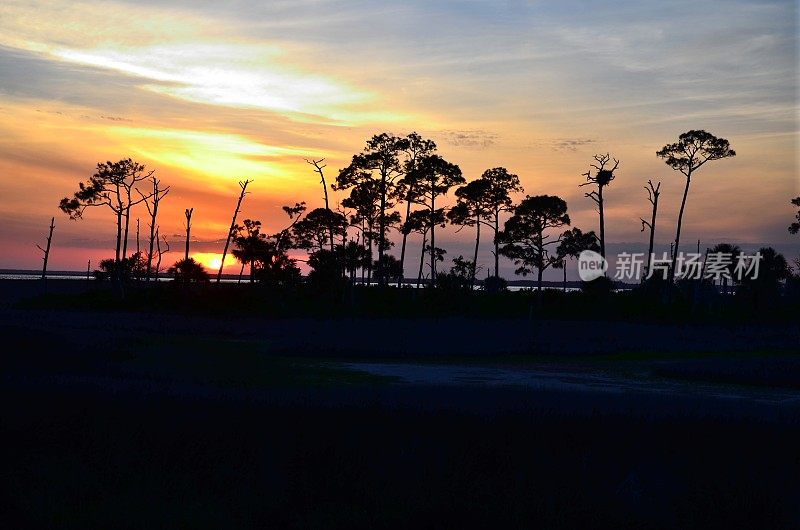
[0,0,797,277]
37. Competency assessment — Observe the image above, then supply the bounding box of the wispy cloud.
[551,138,596,152]
[0,0,796,270]
[53,45,390,125]
[436,129,499,149]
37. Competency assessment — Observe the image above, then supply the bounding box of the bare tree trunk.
[360,225,366,285]
[647,202,658,272]
[646,198,659,276]
[641,180,661,279]
[122,205,131,261]
[141,177,169,282]
[307,159,334,253]
[37,217,55,280]
[670,174,692,283]
[155,228,162,277]
[378,170,387,286]
[417,231,427,288]
[238,262,245,284]
[429,196,436,285]
[493,210,500,278]
[471,217,480,290]
[324,174,333,252]
[217,180,250,283]
[598,186,605,260]
[536,236,545,302]
[113,182,123,268]
[155,227,168,278]
[398,196,413,288]
[184,208,193,262]
[563,264,567,292]
[146,211,157,280]
[115,209,123,266]
[367,228,374,286]
[134,218,141,280]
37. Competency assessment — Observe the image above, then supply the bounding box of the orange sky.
[0,0,797,276]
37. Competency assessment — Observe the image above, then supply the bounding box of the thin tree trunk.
[134,218,141,280]
[398,194,413,288]
[320,168,333,253]
[367,231,373,286]
[184,208,193,262]
[308,160,334,253]
[429,196,436,284]
[358,221,365,285]
[155,228,161,277]
[417,231,427,288]
[494,211,500,278]
[536,236,545,302]
[143,178,169,282]
[217,180,250,283]
[378,170,387,286]
[670,174,692,283]
[113,182,123,269]
[645,193,659,277]
[38,217,55,280]
[146,202,158,281]
[598,185,605,260]
[563,264,567,292]
[340,229,347,281]
[471,217,480,289]
[122,206,131,261]
[238,262,245,284]
[115,210,123,266]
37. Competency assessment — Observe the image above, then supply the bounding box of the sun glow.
[192,253,225,272]
[103,125,324,188]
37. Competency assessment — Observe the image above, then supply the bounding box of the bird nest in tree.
[596,169,615,186]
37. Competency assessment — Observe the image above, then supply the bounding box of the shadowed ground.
[1,281,799,528]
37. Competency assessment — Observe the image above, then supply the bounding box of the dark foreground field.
[2,280,799,528]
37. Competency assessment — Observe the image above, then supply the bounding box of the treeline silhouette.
[50,129,800,319]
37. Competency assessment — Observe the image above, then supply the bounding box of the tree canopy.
[656,130,735,284]
[500,194,570,290]
[789,197,800,235]
[656,130,736,177]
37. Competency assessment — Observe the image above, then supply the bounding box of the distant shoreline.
[0,270,632,290]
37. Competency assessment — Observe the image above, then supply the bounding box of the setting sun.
[192,253,224,271]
